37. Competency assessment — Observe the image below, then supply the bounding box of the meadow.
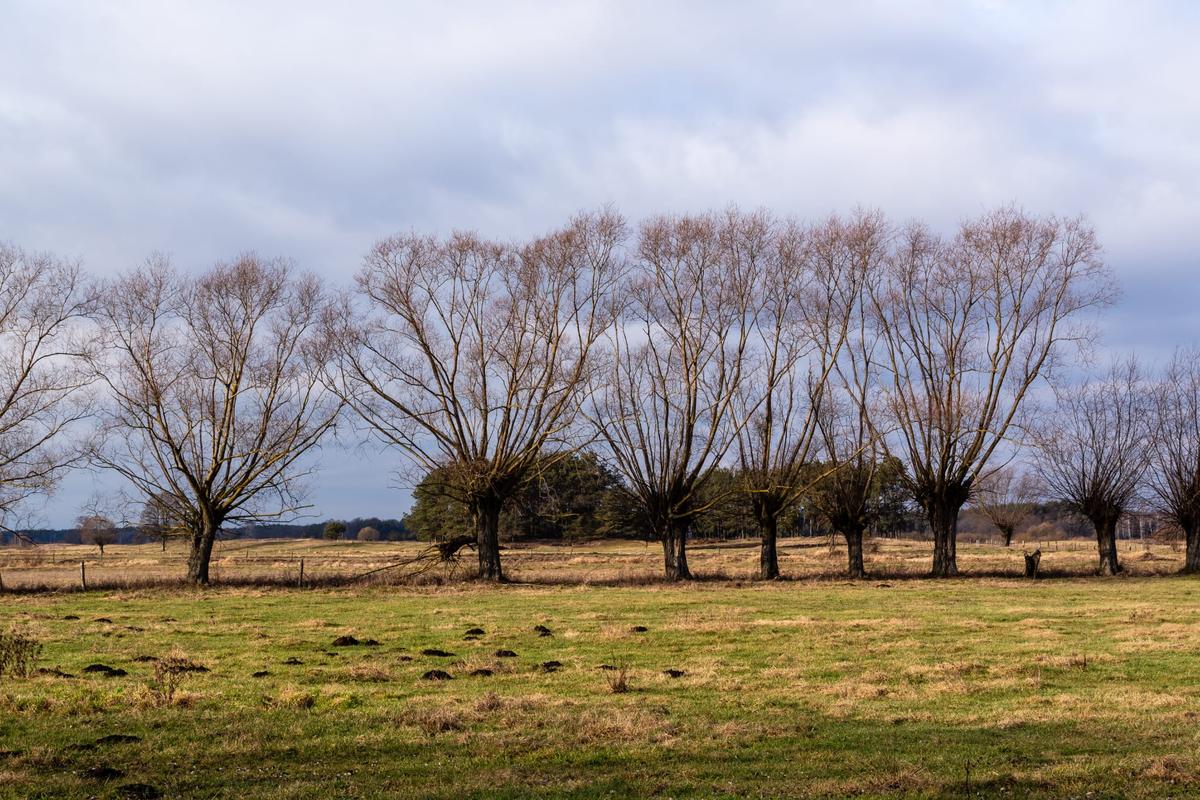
[2,539,1200,798]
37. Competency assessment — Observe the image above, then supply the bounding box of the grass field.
[3,540,1200,798]
[0,534,1185,591]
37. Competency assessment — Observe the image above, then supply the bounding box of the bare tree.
[589,211,761,580]
[735,212,877,579]
[138,492,186,552]
[871,208,1113,576]
[809,393,893,579]
[0,244,95,537]
[356,525,381,541]
[88,255,342,584]
[802,216,896,579]
[1148,347,1200,573]
[328,211,625,581]
[78,513,117,557]
[973,467,1037,547]
[1032,358,1151,575]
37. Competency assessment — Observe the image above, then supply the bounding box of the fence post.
[80,561,87,591]
[298,557,305,588]
[0,571,5,593]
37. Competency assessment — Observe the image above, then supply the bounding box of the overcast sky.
[3,1,1198,527]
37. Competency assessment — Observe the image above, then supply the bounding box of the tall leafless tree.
[589,211,761,580]
[78,513,118,557]
[871,208,1113,576]
[0,244,96,537]
[1148,348,1200,573]
[328,211,626,581]
[88,255,341,584]
[735,212,877,579]
[809,355,891,578]
[138,491,186,552]
[1032,358,1152,575]
[973,467,1037,547]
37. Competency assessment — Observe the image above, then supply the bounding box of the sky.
[2,1,1198,527]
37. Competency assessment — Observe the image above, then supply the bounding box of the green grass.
[4,576,1200,798]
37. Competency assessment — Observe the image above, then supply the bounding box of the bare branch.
[87,255,342,584]
[327,209,627,580]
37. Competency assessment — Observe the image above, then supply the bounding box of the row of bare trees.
[1030,353,1200,576]
[5,205,1183,586]
[318,205,1115,583]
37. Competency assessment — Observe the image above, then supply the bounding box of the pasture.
[0,535,1184,591]
[2,540,1199,798]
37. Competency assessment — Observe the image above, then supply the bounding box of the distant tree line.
[7,518,409,547]
[7,206,1200,584]
[315,518,409,541]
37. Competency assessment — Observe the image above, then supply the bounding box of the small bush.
[605,664,630,694]
[0,628,42,679]
[146,651,197,706]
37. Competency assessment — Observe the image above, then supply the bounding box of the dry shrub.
[604,665,630,694]
[145,650,196,706]
[0,627,42,679]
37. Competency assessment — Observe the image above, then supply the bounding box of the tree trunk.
[664,520,692,580]
[675,523,692,580]
[928,503,961,577]
[1001,525,1014,547]
[759,515,780,580]
[474,499,504,582]
[1185,523,1200,574]
[661,531,677,577]
[1095,516,1121,576]
[186,520,218,584]
[843,526,865,579]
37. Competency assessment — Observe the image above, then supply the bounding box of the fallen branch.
[350,538,476,582]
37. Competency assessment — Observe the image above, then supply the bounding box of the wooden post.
[0,571,5,593]
[298,558,305,588]
[80,561,87,591]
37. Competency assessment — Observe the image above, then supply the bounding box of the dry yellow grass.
[0,535,1183,591]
